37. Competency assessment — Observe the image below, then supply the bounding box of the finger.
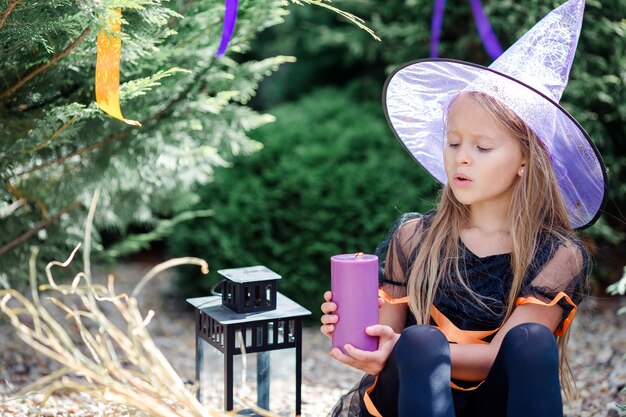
[365,324,395,338]
[320,324,334,338]
[378,298,385,308]
[329,347,358,367]
[324,291,333,302]
[343,344,378,362]
[321,314,338,325]
[320,301,337,314]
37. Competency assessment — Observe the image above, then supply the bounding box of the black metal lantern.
[219,265,279,314]
[188,265,311,416]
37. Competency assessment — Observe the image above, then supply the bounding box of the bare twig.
[82,188,100,281]
[0,0,21,31]
[15,128,130,178]
[131,257,209,298]
[290,0,379,40]
[0,191,283,416]
[0,200,82,257]
[0,27,91,100]
[0,197,25,218]
[28,115,81,152]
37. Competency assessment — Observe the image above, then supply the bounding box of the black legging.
[365,323,563,417]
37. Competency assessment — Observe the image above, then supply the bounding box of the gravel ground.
[0,255,625,416]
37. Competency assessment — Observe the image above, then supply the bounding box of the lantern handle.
[210,279,224,296]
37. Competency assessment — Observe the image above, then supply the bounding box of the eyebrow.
[446,130,497,142]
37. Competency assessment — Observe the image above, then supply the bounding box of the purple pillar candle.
[331,253,379,353]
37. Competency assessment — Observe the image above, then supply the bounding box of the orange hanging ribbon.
[95,8,141,127]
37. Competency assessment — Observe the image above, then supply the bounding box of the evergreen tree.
[0,0,373,287]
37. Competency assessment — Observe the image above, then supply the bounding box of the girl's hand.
[320,290,385,339]
[329,324,399,375]
[320,291,338,339]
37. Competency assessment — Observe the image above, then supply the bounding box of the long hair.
[405,91,585,397]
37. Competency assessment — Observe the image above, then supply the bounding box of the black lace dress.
[329,212,590,417]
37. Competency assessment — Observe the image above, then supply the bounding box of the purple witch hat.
[383,0,607,229]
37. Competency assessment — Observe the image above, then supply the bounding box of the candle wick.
[354,252,364,258]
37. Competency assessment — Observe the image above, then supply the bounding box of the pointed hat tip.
[565,0,585,14]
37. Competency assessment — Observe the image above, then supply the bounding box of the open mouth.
[453,173,473,187]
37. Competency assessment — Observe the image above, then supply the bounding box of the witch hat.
[383,0,607,229]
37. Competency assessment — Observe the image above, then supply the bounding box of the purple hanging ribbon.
[430,0,503,61]
[430,0,447,58]
[216,0,238,58]
[469,0,503,60]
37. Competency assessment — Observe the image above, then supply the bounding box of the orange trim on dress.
[429,304,499,345]
[515,291,577,336]
[377,289,489,392]
[378,289,409,305]
[449,380,485,391]
[362,368,483,417]
[378,289,499,345]
[363,375,383,417]
[376,288,578,396]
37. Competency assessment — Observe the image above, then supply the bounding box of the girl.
[320,1,607,416]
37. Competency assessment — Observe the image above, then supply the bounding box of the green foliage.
[103,209,214,258]
[248,0,500,105]
[607,267,626,315]
[249,0,626,281]
[606,266,626,412]
[167,87,438,318]
[0,0,372,287]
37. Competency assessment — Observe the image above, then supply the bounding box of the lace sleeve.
[518,237,591,335]
[375,213,426,299]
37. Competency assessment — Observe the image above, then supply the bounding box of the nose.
[455,143,471,166]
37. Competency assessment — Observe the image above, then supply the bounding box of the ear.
[518,161,526,177]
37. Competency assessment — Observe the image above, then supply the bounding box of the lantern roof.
[187,293,310,325]
[217,265,282,284]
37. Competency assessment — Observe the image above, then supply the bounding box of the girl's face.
[443,94,526,209]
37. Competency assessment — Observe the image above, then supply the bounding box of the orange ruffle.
[363,375,383,417]
[376,288,578,396]
[378,289,499,345]
[515,291,577,336]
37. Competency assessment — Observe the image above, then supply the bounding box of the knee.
[501,323,558,367]
[504,322,555,347]
[394,325,449,361]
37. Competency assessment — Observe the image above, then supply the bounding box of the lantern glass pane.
[268,348,296,415]
[197,337,224,409]
[232,348,296,416]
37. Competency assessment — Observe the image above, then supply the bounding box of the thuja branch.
[29,116,81,152]
[16,128,130,178]
[0,0,21,30]
[0,200,82,257]
[0,27,91,100]
[14,68,206,179]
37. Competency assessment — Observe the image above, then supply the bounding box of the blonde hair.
[405,91,584,397]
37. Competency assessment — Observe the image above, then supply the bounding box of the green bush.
[248,0,626,286]
[167,86,438,318]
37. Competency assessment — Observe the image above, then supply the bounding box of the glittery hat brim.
[383,58,607,230]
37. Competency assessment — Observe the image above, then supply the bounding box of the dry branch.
[0,27,91,100]
[0,192,280,416]
[0,200,82,257]
[0,0,21,30]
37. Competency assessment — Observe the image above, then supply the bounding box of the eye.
[477,146,492,152]
[447,142,460,148]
